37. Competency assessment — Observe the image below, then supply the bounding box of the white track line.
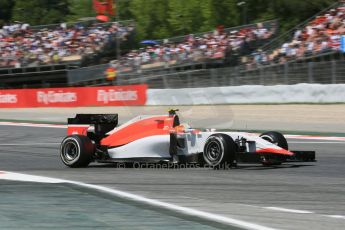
[264,207,314,214]
[288,141,345,144]
[0,171,65,183]
[0,171,278,230]
[0,122,66,128]
[0,143,60,146]
[325,215,345,219]
[285,135,345,141]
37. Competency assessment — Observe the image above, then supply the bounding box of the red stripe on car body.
[101,116,174,147]
[256,148,294,156]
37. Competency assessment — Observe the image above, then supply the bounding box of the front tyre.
[260,131,288,150]
[259,131,288,166]
[60,135,94,168]
[203,134,237,169]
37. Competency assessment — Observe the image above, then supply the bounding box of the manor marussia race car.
[60,110,315,168]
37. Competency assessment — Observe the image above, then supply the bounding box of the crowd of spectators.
[0,21,133,68]
[118,22,277,71]
[2,3,345,73]
[245,3,345,68]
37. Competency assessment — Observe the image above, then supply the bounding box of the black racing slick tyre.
[259,131,288,166]
[203,134,237,169]
[60,135,94,168]
[260,131,288,150]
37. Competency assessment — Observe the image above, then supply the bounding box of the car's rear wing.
[68,114,118,125]
[67,114,118,137]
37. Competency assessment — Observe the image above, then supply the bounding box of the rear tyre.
[60,135,94,168]
[203,134,237,169]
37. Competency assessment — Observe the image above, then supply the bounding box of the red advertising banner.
[0,89,27,108]
[0,85,147,108]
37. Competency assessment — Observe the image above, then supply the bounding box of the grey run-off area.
[0,180,234,230]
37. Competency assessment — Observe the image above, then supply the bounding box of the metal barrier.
[68,64,109,84]
[68,61,211,84]
[68,60,345,89]
[0,64,69,75]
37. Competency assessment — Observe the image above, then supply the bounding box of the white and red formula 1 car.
[60,110,315,168]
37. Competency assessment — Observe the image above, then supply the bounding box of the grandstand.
[0,20,135,88]
[67,20,278,87]
[118,20,277,72]
[0,20,134,68]
[244,1,345,68]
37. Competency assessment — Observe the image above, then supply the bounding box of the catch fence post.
[187,72,192,88]
[284,62,289,84]
[259,67,264,85]
[331,60,337,84]
[233,66,239,86]
[211,69,217,87]
[162,74,169,89]
[308,62,314,83]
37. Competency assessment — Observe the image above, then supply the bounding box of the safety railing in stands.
[0,64,70,76]
[30,19,135,31]
[157,20,278,44]
[67,58,345,89]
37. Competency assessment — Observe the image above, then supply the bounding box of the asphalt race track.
[0,125,345,229]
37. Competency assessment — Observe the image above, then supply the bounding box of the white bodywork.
[176,131,282,155]
[108,135,170,159]
[107,129,284,160]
